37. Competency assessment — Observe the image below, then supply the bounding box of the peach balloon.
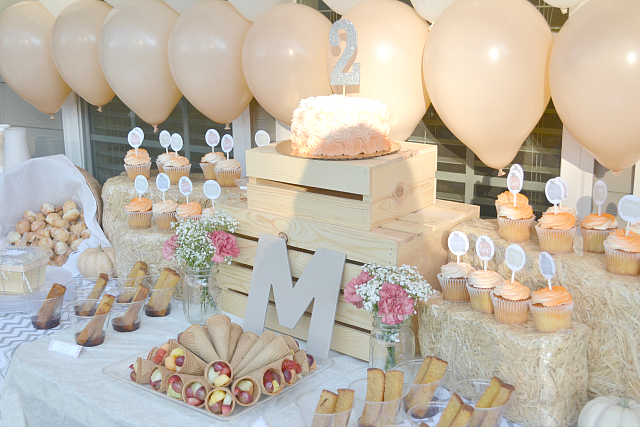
[423,0,552,170]
[0,2,71,116]
[229,0,289,22]
[51,0,115,110]
[242,3,332,125]
[323,0,367,15]
[169,0,252,125]
[550,0,640,172]
[99,0,181,130]
[327,0,430,141]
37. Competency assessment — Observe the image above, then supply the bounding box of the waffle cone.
[176,350,207,376]
[283,335,299,352]
[206,315,231,362]
[205,360,233,387]
[236,334,290,377]
[150,366,172,393]
[267,355,296,386]
[233,330,276,374]
[230,332,259,371]
[231,376,261,407]
[134,358,157,385]
[205,388,236,416]
[179,325,219,363]
[246,365,285,396]
[293,350,310,376]
[228,323,243,359]
[181,378,212,408]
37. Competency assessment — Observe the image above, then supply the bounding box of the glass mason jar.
[369,315,415,371]
[182,264,221,325]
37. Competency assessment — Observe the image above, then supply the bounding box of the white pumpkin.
[579,396,640,427]
[77,244,116,278]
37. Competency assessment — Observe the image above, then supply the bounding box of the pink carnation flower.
[162,235,179,261]
[209,231,240,263]
[344,270,372,309]
[378,282,414,325]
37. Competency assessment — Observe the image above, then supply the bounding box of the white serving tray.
[103,351,334,421]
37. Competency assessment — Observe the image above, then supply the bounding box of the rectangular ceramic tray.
[103,351,334,421]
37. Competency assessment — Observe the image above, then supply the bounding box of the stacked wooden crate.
[216,141,478,360]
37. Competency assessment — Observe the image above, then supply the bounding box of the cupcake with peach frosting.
[603,229,640,275]
[125,197,153,229]
[545,205,578,219]
[162,154,191,184]
[176,201,203,222]
[201,207,215,218]
[529,285,573,333]
[156,152,176,173]
[124,148,151,182]
[153,199,178,230]
[491,279,531,325]
[438,262,476,303]
[200,152,226,180]
[215,159,242,187]
[581,213,618,253]
[466,269,503,314]
[535,212,577,254]
[495,192,535,243]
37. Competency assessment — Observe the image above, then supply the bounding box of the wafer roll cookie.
[236,334,291,377]
[133,357,156,385]
[179,325,219,363]
[233,330,276,374]
[147,268,171,308]
[176,349,207,376]
[294,350,310,376]
[79,275,108,316]
[181,378,212,408]
[36,283,66,327]
[150,366,172,393]
[360,368,384,427]
[206,315,231,362]
[228,323,243,361]
[230,332,259,371]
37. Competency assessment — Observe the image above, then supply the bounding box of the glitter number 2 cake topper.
[329,20,360,92]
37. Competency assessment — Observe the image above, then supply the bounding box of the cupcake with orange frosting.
[200,152,225,180]
[153,199,178,230]
[535,212,577,254]
[162,154,191,184]
[466,269,503,314]
[545,205,578,218]
[215,159,242,187]
[529,286,573,333]
[124,148,151,182]
[495,192,536,242]
[581,213,618,253]
[125,197,153,229]
[176,201,203,222]
[490,279,531,325]
[156,152,176,173]
[437,261,476,303]
[603,229,640,275]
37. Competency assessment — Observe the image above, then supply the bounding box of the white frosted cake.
[290,95,391,157]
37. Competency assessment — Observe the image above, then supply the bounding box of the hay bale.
[453,218,640,401]
[419,296,589,427]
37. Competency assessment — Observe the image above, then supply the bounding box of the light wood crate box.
[245,142,437,231]
[216,197,478,360]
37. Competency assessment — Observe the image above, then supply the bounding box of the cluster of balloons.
[0,0,637,173]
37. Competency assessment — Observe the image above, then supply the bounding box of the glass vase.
[182,264,221,325]
[369,315,415,371]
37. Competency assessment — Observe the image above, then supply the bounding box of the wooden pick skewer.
[626,222,630,236]
[548,279,552,291]
[456,254,460,265]
[511,271,515,283]
[484,260,487,271]
[598,205,602,216]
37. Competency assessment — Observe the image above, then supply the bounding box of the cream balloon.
[0,2,71,116]
[168,0,252,125]
[99,0,182,130]
[39,0,78,17]
[242,3,332,125]
[323,0,367,15]
[327,0,430,141]
[550,0,640,172]
[104,0,124,6]
[229,0,289,22]
[51,0,115,109]
[410,0,455,23]
[162,0,201,14]
[423,0,552,170]
[543,0,582,9]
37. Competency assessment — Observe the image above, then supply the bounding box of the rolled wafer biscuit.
[294,350,310,376]
[231,376,261,407]
[205,388,236,417]
[179,325,219,363]
[205,359,233,388]
[79,274,108,316]
[76,294,114,345]
[205,314,231,362]
[181,377,212,408]
[246,365,285,396]
[132,357,156,384]
[233,330,276,374]
[228,323,243,361]
[150,365,172,393]
[236,333,290,377]
[148,269,180,315]
[119,284,148,329]
[229,332,259,371]
[35,283,66,328]
[360,368,384,426]
[377,370,404,425]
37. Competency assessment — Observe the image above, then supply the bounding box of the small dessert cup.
[535,225,577,254]
[126,210,153,229]
[163,164,191,185]
[66,276,117,303]
[215,166,242,187]
[490,291,530,325]
[144,283,178,317]
[407,402,464,427]
[154,211,177,231]
[21,285,65,330]
[450,379,511,427]
[497,215,535,243]
[466,284,494,314]
[395,359,444,412]
[529,301,573,333]
[67,299,112,347]
[437,273,470,303]
[581,227,615,254]
[200,162,217,180]
[295,388,355,427]
[124,162,151,182]
[110,287,147,332]
[604,244,640,276]
[349,378,406,427]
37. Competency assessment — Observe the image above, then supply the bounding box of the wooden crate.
[217,198,478,360]
[245,141,437,230]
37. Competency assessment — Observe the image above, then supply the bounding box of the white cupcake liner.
[604,244,640,276]
[535,225,577,254]
[163,164,191,184]
[529,301,573,333]
[466,284,494,314]
[200,162,217,180]
[156,160,164,173]
[124,162,151,182]
[581,227,613,254]
[126,210,152,229]
[497,215,535,243]
[176,214,202,222]
[153,212,177,230]
[490,291,530,325]
[437,274,469,303]
[215,167,242,187]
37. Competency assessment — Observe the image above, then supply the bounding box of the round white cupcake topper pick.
[505,244,526,283]
[179,176,193,204]
[555,177,569,200]
[448,231,469,264]
[134,175,148,201]
[255,130,270,147]
[476,235,495,271]
[507,164,524,206]
[205,129,220,151]
[618,194,640,235]
[538,251,556,290]
[128,129,142,154]
[170,133,183,154]
[545,178,565,212]
[159,130,171,153]
[133,127,144,141]
[221,134,234,159]
[156,173,170,202]
[593,180,608,216]
[203,180,221,210]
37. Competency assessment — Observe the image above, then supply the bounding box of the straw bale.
[419,296,589,427]
[453,218,640,401]
[101,172,245,241]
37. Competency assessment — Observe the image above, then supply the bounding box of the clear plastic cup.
[395,359,444,412]
[407,402,469,427]
[66,276,117,303]
[295,388,355,427]
[144,284,177,317]
[450,379,511,427]
[349,378,407,427]
[67,299,112,347]
[110,287,147,332]
[21,285,66,330]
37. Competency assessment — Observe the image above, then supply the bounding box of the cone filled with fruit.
[283,335,299,353]
[293,350,311,376]
[279,357,302,386]
[164,347,207,376]
[246,365,285,396]
[129,357,156,384]
[149,365,172,393]
[205,388,236,417]
[181,378,211,408]
[235,334,290,377]
[231,376,261,407]
[148,342,171,364]
[205,360,233,388]
[229,332,259,371]
[206,314,231,361]
[179,325,219,363]
[166,373,201,400]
